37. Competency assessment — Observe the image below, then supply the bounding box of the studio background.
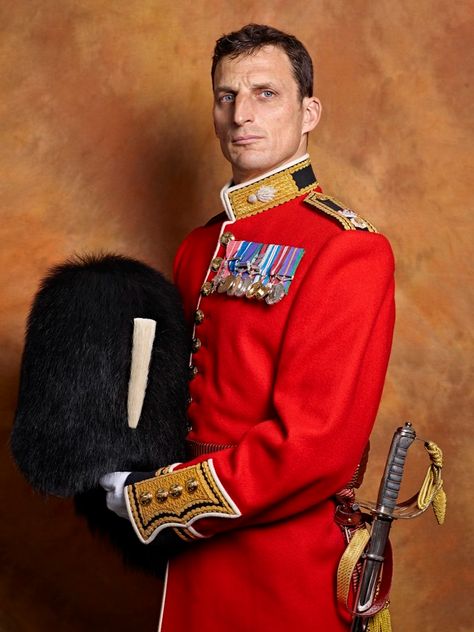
[1,1,472,630]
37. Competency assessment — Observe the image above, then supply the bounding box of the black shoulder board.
[304,191,378,233]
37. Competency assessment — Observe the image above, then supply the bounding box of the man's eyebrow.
[214,81,279,93]
[251,82,278,90]
[214,85,236,93]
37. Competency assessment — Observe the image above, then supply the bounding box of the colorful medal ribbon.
[276,246,305,290]
[265,245,305,304]
[230,241,261,274]
[213,240,304,304]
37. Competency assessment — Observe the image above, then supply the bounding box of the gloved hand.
[99,470,205,558]
[100,468,192,552]
[99,471,131,520]
[100,470,158,520]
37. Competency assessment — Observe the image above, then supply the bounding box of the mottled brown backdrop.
[1,1,472,631]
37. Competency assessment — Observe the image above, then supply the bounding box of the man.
[102,24,395,631]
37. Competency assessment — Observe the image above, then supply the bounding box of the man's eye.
[219,94,235,103]
[261,90,275,98]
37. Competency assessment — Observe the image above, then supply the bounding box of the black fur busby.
[11,254,189,498]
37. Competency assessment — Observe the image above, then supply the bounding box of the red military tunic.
[126,155,395,631]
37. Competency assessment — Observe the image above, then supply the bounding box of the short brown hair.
[211,24,313,100]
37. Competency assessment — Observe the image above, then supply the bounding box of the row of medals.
[211,260,288,305]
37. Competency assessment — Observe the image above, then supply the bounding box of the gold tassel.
[367,606,392,632]
[432,486,447,525]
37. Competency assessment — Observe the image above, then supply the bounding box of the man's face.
[213,45,321,184]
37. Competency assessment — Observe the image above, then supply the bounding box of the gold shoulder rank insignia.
[304,191,378,233]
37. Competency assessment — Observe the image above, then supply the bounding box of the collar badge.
[247,185,277,205]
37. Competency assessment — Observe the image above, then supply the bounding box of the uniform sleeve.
[126,231,395,543]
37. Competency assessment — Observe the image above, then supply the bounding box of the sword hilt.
[352,422,417,628]
[377,422,416,516]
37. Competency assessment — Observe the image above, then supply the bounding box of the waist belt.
[185,439,237,459]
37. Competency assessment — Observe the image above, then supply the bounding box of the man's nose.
[233,94,254,126]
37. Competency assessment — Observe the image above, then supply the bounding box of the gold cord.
[417,441,446,524]
[337,526,370,609]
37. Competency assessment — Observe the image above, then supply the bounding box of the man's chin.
[227,153,278,184]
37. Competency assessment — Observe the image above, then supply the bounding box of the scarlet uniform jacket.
[126,155,395,631]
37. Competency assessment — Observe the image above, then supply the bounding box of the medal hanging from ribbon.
[269,245,305,304]
[212,240,305,304]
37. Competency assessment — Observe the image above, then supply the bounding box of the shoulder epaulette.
[304,191,378,233]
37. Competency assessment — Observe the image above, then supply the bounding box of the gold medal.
[246,279,262,299]
[218,275,235,294]
[227,274,243,296]
[255,283,272,300]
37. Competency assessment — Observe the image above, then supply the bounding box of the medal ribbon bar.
[213,240,305,304]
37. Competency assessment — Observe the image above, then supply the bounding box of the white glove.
[99,471,131,520]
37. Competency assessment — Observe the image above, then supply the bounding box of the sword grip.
[351,423,417,628]
[377,422,416,515]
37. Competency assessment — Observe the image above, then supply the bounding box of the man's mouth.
[231,135,263,145]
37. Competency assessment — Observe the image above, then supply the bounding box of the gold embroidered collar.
[220,154,318,221]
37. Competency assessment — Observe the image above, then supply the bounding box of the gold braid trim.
[126,460,240,542]
[304,191,378,232]
[227,158,318,220]
[172,527,201,542]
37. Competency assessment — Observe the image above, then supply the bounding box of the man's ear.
[301,97,322,135]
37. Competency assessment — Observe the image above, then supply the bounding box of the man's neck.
[231,150,309,185]
[230,153,310,188]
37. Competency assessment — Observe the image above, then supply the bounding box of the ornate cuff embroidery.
[125,459,241,544]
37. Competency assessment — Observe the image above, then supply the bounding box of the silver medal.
[266,282,286,304]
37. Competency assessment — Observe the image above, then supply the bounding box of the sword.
[351,422,416,632]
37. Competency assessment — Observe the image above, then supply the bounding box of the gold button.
[211,257,223,271]
[192,337,201,352]
[156,489,169,503]
[194,309,204,324]
[220,231,235,245]
[170,484,183,498]
[139,491,153,506]
[189,365,198,379]
[186,478,199,494]
[201,281,213,296]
